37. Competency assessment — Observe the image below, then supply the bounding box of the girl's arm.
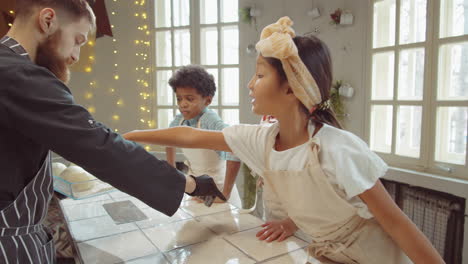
[123,127,232,152]
[359,180,445,264]
[165,147,176,168]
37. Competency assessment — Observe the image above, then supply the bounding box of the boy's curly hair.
[168,65,216,97]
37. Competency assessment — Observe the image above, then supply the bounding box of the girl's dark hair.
[264,35,342,129]
[169,65,216,97]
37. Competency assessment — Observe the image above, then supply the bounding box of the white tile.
[113,197,150,210]
[60,194,113,207]
[164,237,256,264]
[62,200,112,221]
[180,202,235,217]
[196,211,264,235]
[77,230,158,264]
[122,253,170,264]
[261,248,328,264]
[142,219,217,252]
[69,215,138,242]
[136,208,192,229]
[109,190,131,199]
[224,227,308,262]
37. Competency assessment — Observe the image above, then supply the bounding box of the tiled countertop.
[59,190,323,264]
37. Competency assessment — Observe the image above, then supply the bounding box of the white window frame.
[365,0,468,179]
[149,0,240,129]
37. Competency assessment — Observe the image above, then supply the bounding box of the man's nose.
[70,49,80,65]
[70,55,78,65]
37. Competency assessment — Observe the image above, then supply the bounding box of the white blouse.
[222,121,389,218]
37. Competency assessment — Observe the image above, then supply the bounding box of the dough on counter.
[52,162,67,176]
[59,166,96,192]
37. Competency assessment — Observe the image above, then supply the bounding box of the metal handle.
[435,164,453,173]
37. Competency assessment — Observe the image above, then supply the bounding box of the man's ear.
[38,8,59,35]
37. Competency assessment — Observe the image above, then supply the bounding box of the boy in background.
[166,65,241,206]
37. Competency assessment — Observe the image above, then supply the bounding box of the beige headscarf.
[256,16,322,112]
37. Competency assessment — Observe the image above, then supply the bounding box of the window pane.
[398,48,425,100]
[370,105,393,153]
[158,109,174,128]
[396,106,422,158]
[399,0,426,44]
[173,0,190,27]
[156,31,172,66]
[206,68,219,106]
[221,0,238,22]
[222,109,239,125]
[155,0,171,28]
[372,52,395,100]
[222,26,239,64]
[440,0,468,38]
[373,0,396,48]
[438,42,468,100]
[200,0,218,24]
[435,107,467,165]
[174,29,191,66]
[201,27,218,65]
[222,68,239,105]
[156,70,173,105]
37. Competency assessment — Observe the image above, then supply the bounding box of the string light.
[132,0,154,151]
[88,106,96,114]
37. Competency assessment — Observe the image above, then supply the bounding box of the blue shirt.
[169,108,239,161]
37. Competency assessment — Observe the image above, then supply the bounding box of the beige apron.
[181,118,241,208]
[262,133,412,264]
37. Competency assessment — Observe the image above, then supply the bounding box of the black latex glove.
[186,175,226,206]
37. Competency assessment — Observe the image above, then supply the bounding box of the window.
[367,0,468,179]
[152,0,240,130]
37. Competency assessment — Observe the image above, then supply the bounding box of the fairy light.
[88,106,96,114]
[131,0,154,152]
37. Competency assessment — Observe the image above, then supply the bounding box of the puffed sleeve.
[222,124,273,176]
[330,131,388,199]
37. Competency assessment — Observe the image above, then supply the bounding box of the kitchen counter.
[59,190,325,264]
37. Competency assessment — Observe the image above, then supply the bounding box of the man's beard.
[36,30,71,84]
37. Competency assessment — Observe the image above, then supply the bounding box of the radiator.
[382,179,465,264]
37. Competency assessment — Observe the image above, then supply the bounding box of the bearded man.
[0,1,225,263]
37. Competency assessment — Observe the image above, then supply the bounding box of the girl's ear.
[281,82,294,95]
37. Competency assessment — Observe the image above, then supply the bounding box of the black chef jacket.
[0,36,185,216]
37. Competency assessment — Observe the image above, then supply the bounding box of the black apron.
[0,151,55,264]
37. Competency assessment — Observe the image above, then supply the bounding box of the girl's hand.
[190,197,204,203]
[213,192,231,203]
[256,218,298,242]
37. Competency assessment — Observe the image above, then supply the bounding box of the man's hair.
[169,65,216,97]
[15,0,96,28]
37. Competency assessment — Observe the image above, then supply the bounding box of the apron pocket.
[40,231,55,263]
